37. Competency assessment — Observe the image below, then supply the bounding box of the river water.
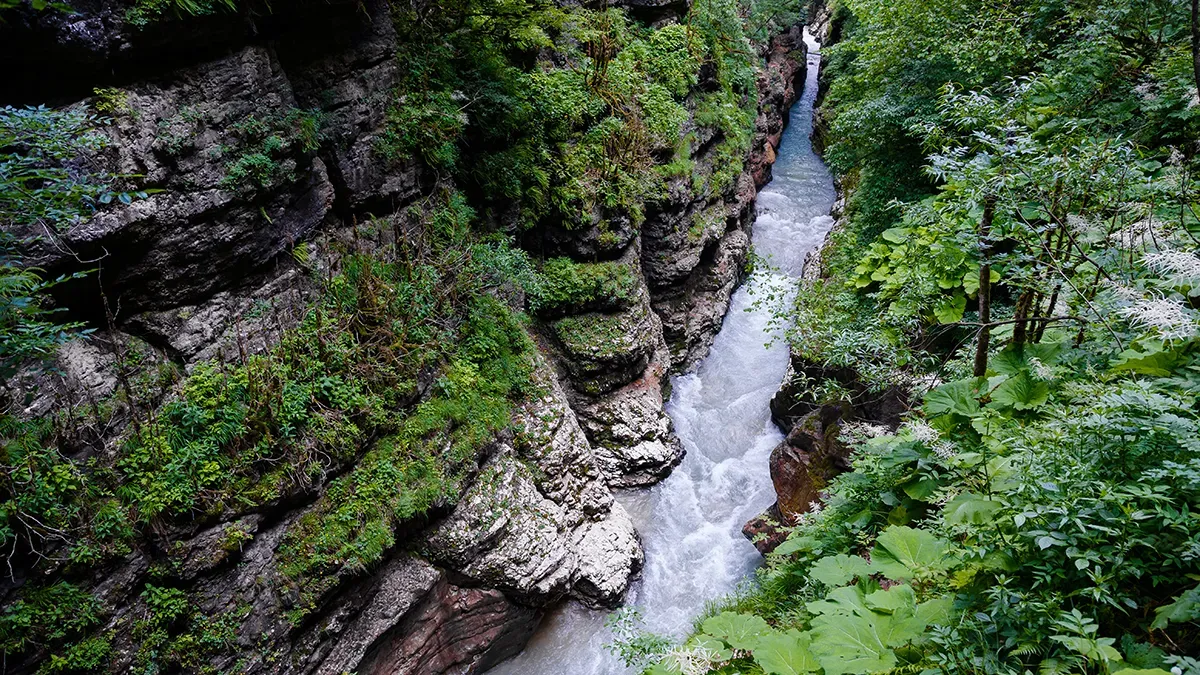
[486,29,836,675]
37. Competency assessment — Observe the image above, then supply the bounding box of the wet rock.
[650,228,751,368]
[770,404,852,524]
[549,290,660,397]
[572,504,643,607]
[574,347,684,488]
[170,516,265,582]
[526,212,638,260]
[23,45,335,316]
[353,575,540,675]
[743,504,789,555]
[644,28,807,371]
[127,267,318,366]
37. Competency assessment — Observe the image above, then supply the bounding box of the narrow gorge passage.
[487,30,837,675]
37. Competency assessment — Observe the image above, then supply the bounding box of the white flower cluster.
[901,420,956,460]
[932,442,957,461]
[1066,213,1092,233]
[795,499,826,526]
[1028,357,1054,380]
[1117,297,1198,342]
[902,420,939,443]
[1109,218,1164,250]
[908,373,944,399]
[1144,249,1200,280]
[840,421,890,445]
[1103,279,1144,304]
[664,646,723,675]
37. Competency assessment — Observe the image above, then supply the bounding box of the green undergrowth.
[218,109,322,195]
[528,257,639,316]
[276,293,536,620]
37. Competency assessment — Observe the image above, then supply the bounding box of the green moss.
[91,88,130,116]
[276,295,536,619]
[125,0,236,28]
[375,0,761,231]
[1,190,539,629]
[552,310,644,362]
[529,257,639,316]
[0,583,103,657]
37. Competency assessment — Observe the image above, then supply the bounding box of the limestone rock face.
[646,27,808,371]
[574,347,684,488]
[549,290,661,398]
[421,358,643,608]
[541,246,686,487]
[18,46,334,316]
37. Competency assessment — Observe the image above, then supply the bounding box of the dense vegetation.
[612,0,1200,673]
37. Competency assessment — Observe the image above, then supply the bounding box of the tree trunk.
[974,198,997,377]
[1193,0,1200,97]
[1012,289,1035,346]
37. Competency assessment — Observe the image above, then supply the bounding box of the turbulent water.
[487,30,836,675]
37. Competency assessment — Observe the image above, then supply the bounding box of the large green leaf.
[1151,583,1200,629]
[914,595,954,627]
[752,629,821,675]
[701,612,772,650]
[864,584,917,614]
[943,493,1003,525]
[810,554,875,588]
[807,584,950,675]
[807,584,876,618]
[933,293,967,324]
[773,534,818,557]
[990,371,1049,410]
[990,342,1065,376]
[924,378,983,417]
[1112,340,1182,376]
[871,526,950,580]
[809,612,899,675]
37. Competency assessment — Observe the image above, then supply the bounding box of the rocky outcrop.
[421,359,642,609]
[541,26,810,487]
[646,25,808,370]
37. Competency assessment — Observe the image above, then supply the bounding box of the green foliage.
[528,257,638,316]
[220,109,323,194]
[1,191,541,661]
[377,0,764,231]
[125,0,236,27]
[0,582,103,657]
[699,0,1200,671]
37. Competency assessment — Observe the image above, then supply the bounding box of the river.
[486,28,836,675]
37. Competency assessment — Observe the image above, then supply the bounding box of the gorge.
[6,0,1200,672]
[487,28,834,674]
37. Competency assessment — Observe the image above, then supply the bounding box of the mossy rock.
[550,301,657,396]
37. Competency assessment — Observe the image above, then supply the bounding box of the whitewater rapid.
[486,28,836,675]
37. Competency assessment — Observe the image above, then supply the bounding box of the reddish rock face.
[743,504,789,556]
[770,404,853,524]
[357,580,540,675]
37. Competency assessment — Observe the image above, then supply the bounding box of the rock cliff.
[0,0,808,671]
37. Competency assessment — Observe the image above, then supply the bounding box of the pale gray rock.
[421,356,643,609]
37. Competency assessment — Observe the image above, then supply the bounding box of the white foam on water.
[485,29,837,675]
